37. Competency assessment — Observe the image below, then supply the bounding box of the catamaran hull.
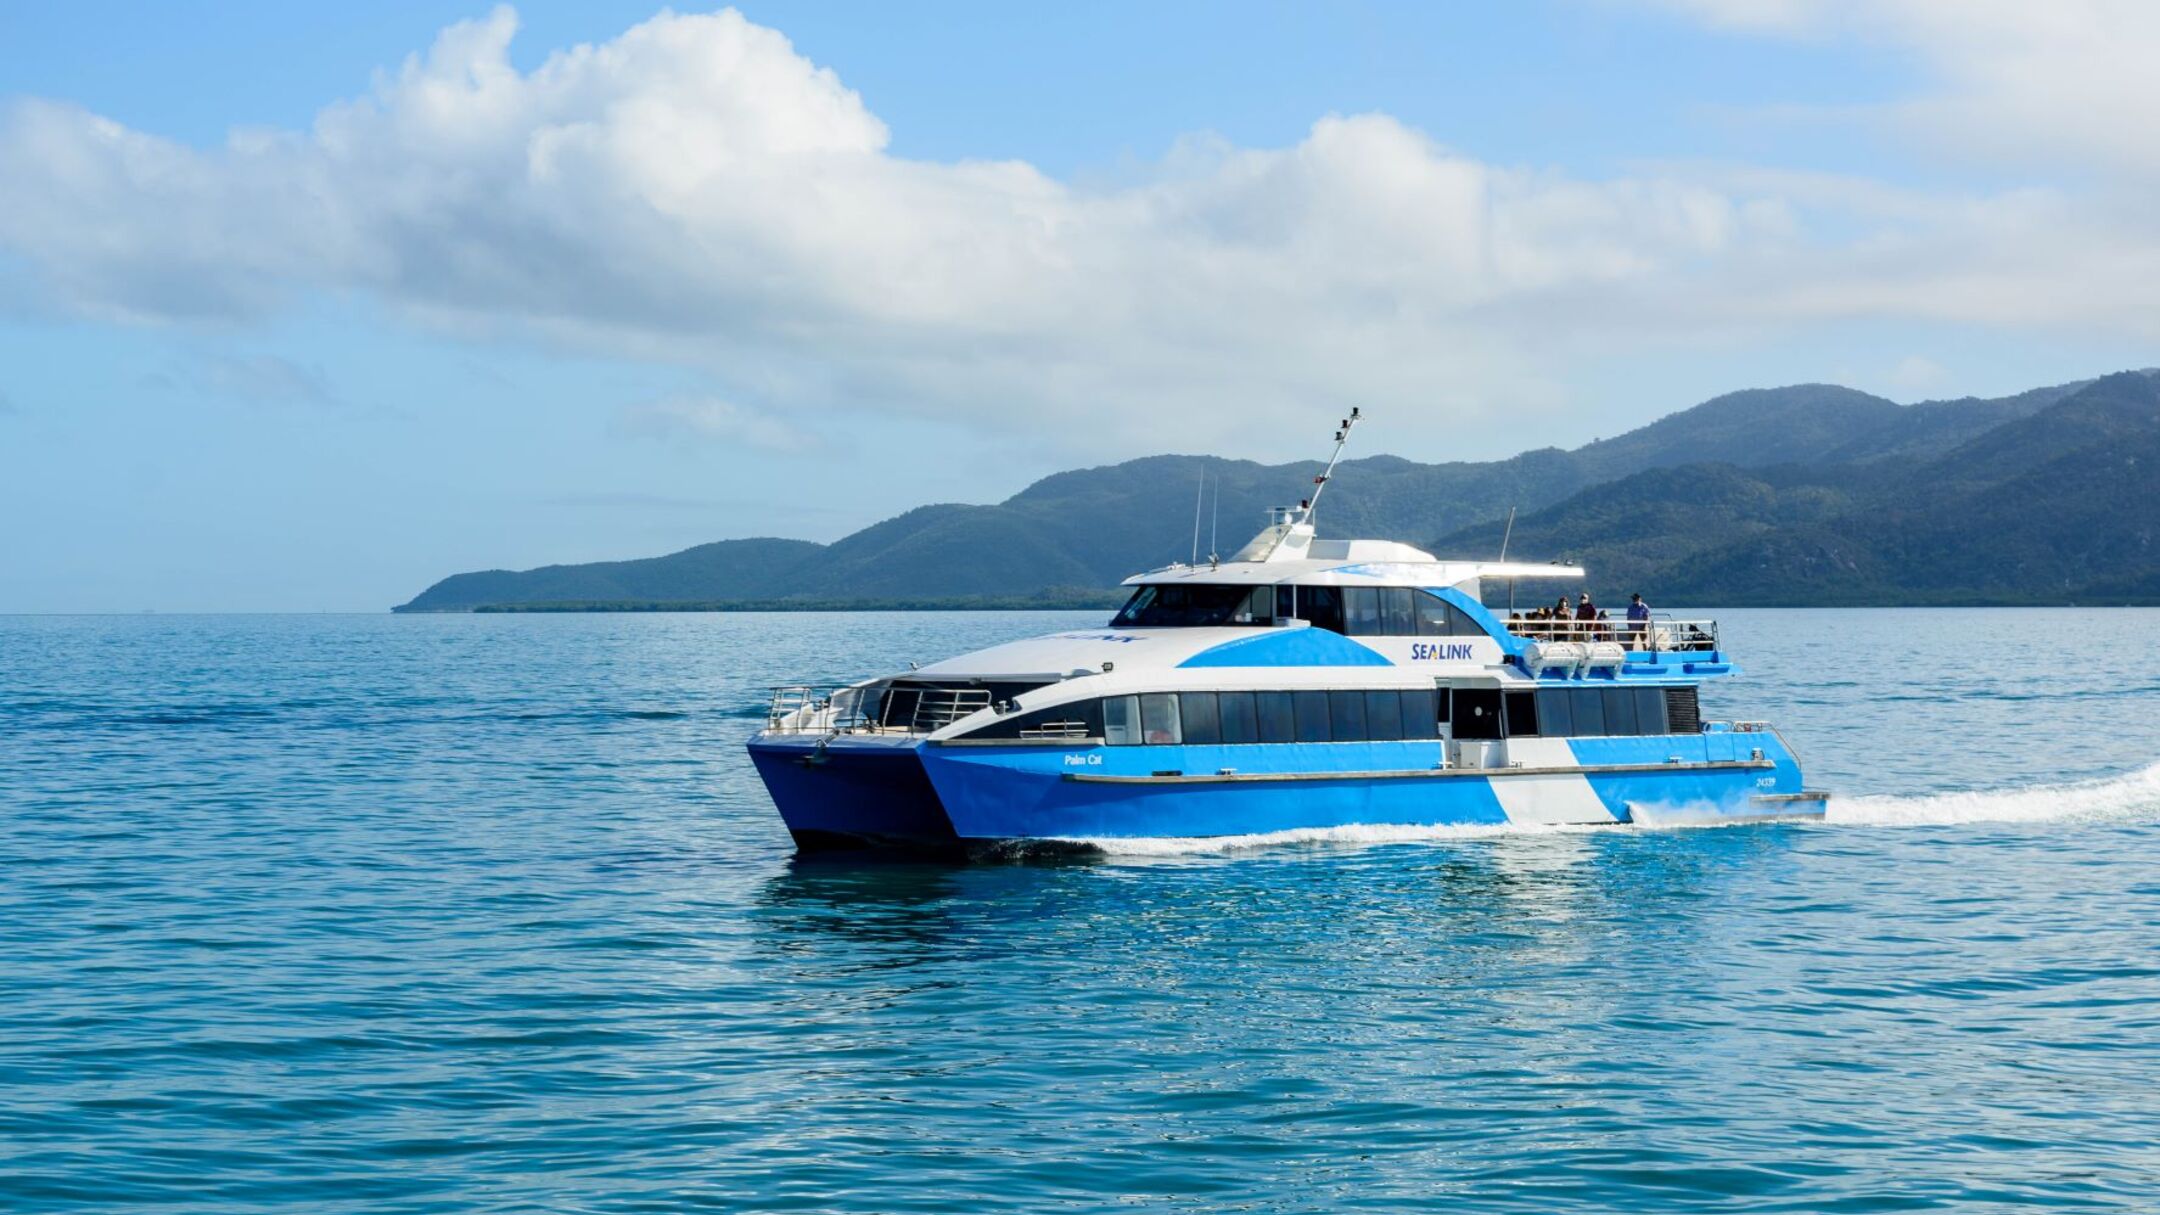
[748,730,1821,853]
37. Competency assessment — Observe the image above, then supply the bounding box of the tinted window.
[1570,687,1607,736]
[1344,587,1383,636]
[1453,688,1504,740]
[964,698,1103,740]
[1275,586,1296,620]
[1633,688,1669,735]
[1297,586,1345,635]
[1364,690,1405,740]
[1536,688,1574,737]
[1383,588,1418,636]
[1504,691,1539,737]
[879,685,920,728]
[1293,691,1332,742]
[1415,593,1483,637]
[1257,692,1297,743]
[1139,693,1182,745]
[1218,691,1259,744]
[1663,686,1700,734]
[1400,688,1440,737]
[1329,690,1368,740]
[1603,687,1638,735]
[1113,584,1272,628]
[1180,691,1221,744]
[1103,695,1140,745]
[1414,593,1453,637]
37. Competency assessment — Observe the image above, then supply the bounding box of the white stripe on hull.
[1489,738,1618,825]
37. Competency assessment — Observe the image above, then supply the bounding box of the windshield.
[1112,584,1273,628]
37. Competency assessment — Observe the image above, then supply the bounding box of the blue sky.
[3,2,2157,610]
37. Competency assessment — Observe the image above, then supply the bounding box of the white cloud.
[615,395,820,453]
[1661,1,2160,179]
[2,5,2159,459]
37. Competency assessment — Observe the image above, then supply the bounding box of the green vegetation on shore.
[397,370,2160,612]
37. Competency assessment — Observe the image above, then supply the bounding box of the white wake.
[1062,818,1592,858]
[1827,761,2160,828]
[1062,763,2160,857]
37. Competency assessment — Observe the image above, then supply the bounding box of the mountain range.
[396,369,2160,611]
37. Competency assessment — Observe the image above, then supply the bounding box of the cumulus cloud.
[1662,1,2160,179]
[2,5,2159,455]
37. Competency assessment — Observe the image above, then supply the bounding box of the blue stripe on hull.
[924,742,1510,839]
[751,732,1809,848]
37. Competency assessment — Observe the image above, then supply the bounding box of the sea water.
[3,609,2158,1213]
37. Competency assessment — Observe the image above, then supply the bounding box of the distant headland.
[396,370,2160,612]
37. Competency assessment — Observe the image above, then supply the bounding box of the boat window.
[1090,688,1490,744]
[1139,693,1183,745]
[1274,585,1296,620]
[1663,686,1700,734]
[1344,587,1384,636]
[1504,690,1539,737]
[1364,690,1405,740]
[1414,593,1485,638]
[1293,586,1345,635]
[1112,584,1273,628]
[1634,688,1669,735]
[1329,690,1368,740]
[1103,695,1140,745]
[1382,588,1418,637]
[1401,688,1441,737]
[961,698,1104,740]
[1569,687,1607,736]
[1536,688,1574,737]
[1293,690,1333,742]
[1218,691,1259,744]
[1603,687,1639,736]
[1180,691,1221,745]
[879,685,920,728]
[1452,687,1504,740]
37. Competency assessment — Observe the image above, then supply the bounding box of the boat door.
[1447,683,1504,769]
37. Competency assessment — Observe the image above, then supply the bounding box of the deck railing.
[1502,613,1719,652]
[764,683,996,735]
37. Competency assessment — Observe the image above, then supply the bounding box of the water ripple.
[4,610,2160,1212]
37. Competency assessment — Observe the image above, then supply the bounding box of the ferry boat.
[749,412,1826,853]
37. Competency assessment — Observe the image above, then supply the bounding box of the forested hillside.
[396,371,2158,610]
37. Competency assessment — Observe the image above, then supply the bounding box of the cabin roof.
[1121,555,1585,589]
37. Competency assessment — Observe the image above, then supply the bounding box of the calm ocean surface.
[5,608,2159,1213]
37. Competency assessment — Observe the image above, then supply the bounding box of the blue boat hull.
[749,729,1815,852]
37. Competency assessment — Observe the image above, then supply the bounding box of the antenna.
[1190,470,1205,565]
[1499,505,1518,613]
[1299,406,1361,527]
[1208,474,1220,566]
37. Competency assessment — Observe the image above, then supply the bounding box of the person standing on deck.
[1626,592,1651,646]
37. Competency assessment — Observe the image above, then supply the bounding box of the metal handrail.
[909,687,992,731]
[763,683,1000,736]
[1018,718,1092,740]
[1503,613,1718,652]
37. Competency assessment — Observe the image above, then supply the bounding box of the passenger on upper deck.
[1626,593,1651,644]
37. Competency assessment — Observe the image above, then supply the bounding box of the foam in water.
[1829,761,2160,827]
[1065,764,2160,858]
[1064,819,1591,858]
